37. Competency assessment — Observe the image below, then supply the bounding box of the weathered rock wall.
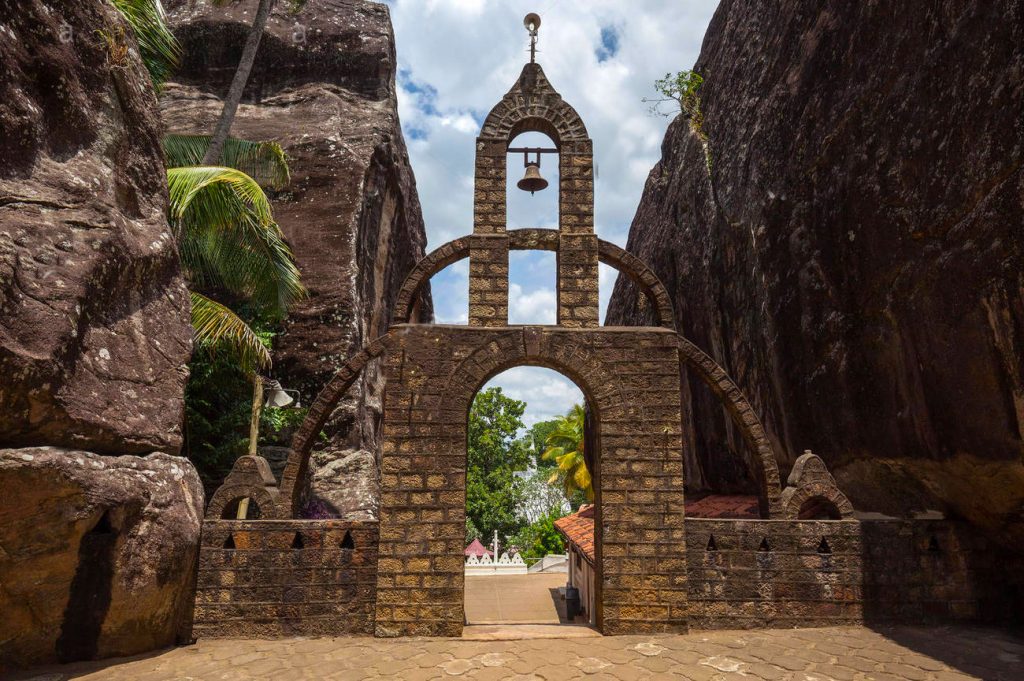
[607,1,1024,547]
[0,449,204,668]
[163,0,431,519]
[0,0,193,455]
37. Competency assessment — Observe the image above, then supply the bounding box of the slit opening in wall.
[291,532,304,550]
[706,535,717,551]
[817,537,832,554]
[341,530,355,550]
[927,535,941,553]
[223,534,236,550]
[758,537,771,552]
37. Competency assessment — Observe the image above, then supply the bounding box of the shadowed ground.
[9,624,1020,680]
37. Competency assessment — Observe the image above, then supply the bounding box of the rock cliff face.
[163,0,430,518]
[608,1,1024,546]
[0,449,204,668]
[0,0,193,455]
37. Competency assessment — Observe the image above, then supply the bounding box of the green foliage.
[466,388,530,544]
[510,507,566,559]
[650,70,712,172]
[111,0,180,89]
[542,404,594,502]
[465,517,482,545]
[163,135,290,190]
[520,418,560,470]
[184,309,299,486]
[167,165,306,320]
[653,70,704,118]
[190,291,272,374]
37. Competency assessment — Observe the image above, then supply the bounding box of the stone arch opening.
[393,230,676,329]
[462,365,595,626]
[799,496,843,520]
[221,497,263,520]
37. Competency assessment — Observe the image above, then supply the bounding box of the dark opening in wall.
[56,510,117,663]
[223,534,236,550]
[758,537,771,552]
[817,537,832,554]
[706,535,717,551]
[222,497,262,520]
[341,530,355,550]
[798,496,842,520]
[291,532,304,550]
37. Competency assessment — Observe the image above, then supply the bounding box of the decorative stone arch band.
[276,332,397,516]
[393,229,677,330]
[676,336,784,518]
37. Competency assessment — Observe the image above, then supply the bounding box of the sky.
[382,0,720,426]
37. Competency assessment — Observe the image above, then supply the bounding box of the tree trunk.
[201,0,276,165]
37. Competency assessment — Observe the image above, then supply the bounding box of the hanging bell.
[517,162,548,194]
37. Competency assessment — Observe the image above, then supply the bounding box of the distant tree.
[520,468,569,524]
[520,418,560,470]
[542,404,594,502]
[511,508,566,560]
[466,388,530,544]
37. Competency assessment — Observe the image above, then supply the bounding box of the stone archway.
[371,325,687,637]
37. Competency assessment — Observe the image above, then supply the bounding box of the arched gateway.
[197,18,896,641]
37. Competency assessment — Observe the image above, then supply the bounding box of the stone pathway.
[464,574,568,624]
[11,625,1021,681]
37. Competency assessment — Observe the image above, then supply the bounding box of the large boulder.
[0,448,204,668]
[163,0,431,516]
[607,1,1024,546]
[0,0,192,455]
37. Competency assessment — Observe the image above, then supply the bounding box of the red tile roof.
[685,495,759,519]
[554,504,595,564]
[553,496,759,565]
[464,538,492,557]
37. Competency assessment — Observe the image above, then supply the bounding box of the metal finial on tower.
[524,13,541,63]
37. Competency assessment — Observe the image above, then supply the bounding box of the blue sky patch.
[596,25,620,63]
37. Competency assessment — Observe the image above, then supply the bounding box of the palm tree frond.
[111,0,180,89]
[163,135,290,189]
[189,291,271,375]
[167,165,273,224]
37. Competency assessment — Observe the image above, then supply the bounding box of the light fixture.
[263,378,301,409]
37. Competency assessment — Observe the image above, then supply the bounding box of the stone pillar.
[468,234,509,327]
[558,140,599,326]
[470,138,508,326]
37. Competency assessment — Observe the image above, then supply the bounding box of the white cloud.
[385,0,719,403]
[482,366,584,429]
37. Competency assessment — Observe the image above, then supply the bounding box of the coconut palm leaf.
[542,404,593,500]
[111,0,180,89]
[168,166,305,316]
[163,135,290,189]
[190,291,271,375]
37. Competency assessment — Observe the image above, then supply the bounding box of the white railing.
[465,551,528,575]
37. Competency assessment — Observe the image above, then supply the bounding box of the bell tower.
[469,15,599,327]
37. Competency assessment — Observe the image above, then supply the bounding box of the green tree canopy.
[466,388,530,544]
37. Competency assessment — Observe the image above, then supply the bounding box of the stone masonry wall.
[193,520,379,638]
[373,325,687,636]
[685,518,1021,630]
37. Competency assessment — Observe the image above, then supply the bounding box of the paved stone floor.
[11,625,1021,681]
[464,574,567,624]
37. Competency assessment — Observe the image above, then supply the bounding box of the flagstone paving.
[11,625,1021,681]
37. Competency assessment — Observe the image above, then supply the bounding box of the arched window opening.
[798,496,842,520]
[222,497,262,520]
[506,131,559,230]
[463,365,597,629]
